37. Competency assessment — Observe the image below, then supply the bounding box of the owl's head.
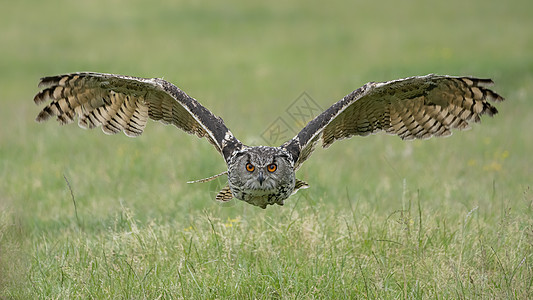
[227,146,295,207]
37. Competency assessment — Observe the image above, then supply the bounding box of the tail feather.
[215,185,233,202]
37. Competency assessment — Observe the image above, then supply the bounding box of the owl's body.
[33,72,504,208]
[227,146,298,208]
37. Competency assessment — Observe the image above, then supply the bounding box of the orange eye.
[246,163,255,172]
[267,163,277,172]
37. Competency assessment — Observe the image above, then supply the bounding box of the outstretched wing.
[281,74,504,170]
[34,72,243,162]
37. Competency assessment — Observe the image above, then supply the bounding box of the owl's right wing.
[34,72,243,162]
[281,74,504,170]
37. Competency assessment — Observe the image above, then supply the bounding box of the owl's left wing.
[281,74,504,170]
[34,72,243,162]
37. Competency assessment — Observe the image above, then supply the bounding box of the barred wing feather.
[282,74,504,170]
[34,72,243,162]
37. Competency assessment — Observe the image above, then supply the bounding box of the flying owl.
[34,72,504,208]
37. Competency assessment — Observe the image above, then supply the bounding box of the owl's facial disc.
[227,146,296,207]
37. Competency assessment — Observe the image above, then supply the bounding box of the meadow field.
[1,0,532,298]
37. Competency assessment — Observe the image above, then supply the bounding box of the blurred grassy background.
[1,0,532,298]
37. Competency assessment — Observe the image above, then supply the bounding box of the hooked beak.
[257,171,264,186]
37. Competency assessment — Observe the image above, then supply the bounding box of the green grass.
[1,0,532,298]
